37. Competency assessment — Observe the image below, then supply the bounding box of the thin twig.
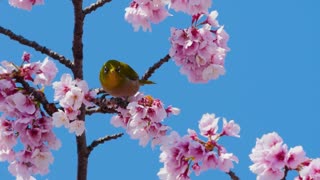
[86,96,128,115]
[227,171,240,180]
[15,76,58,116]
[86,107,117,115]
[83,0,112,15]
[0,26,73,69]
[141,54,171,81]
[87,133,124,155]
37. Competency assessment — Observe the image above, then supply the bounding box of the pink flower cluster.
[169,11,230,83]
[250,132,309,180]
[299,158,320,179]
[125,0,171,31]
[111,93,180,147]
[9,0,44,10]
[158,113,240,179]
[52,73,97,136]
[0,55,61,180]
[169,0,211,15]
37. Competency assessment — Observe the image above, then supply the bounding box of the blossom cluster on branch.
[3,1,317,180]
[110,93,240,179]
[52,74,96,136]
[158,113,240,179]
[0,53,60,180]
[250,132,320,179]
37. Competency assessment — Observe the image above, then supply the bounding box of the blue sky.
[1,0,320,179]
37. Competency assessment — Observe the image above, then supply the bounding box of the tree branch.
[83,0,112,15]
[86,95,128,115]
[281,166,289,180]
[71,0,85,78]
[71,1,87,180]
[0,26,73,69]
[87,133,124,155]
[141,54,171,81]
[227,171,240,180]
[15,76,58,116]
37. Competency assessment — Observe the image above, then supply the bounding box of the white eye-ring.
[116,66,121,73]
[104,66,109,73]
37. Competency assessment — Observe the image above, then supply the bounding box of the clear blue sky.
[0,0,319,179]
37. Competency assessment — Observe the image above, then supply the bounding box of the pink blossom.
[52,73,74,101]
[169,0,211,15]
[257,168,285,180]
[249,132,310,180]
[68,120,85,136]
[206,10,219,26]
[158,114,239,179]
[31,149,54,175]
[0,60,16,74]
[218,153,239,172]
[75,79,96,107]
[0,118,17,149]
[111,93,178,147]
[286,146,307,169]
[169,12,230,83]
[166,106,180,115]
[9,0,44,11]
[249,133,286,175]
[222,118,240,137]
[33,57,58,86]
[202,64,225,81]
[52,110,69,128]
[59,87,84,110]
[198,113,219,137]
[21,52,31,63]
[299,158,320,179]
[7,92,36,115]
[0,148,15,162]
[125,0,170,32]
[26,128,42,147]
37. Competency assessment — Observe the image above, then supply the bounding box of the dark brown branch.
[15,76,58,116]
[86,96,128,115]
[281,166,289,180]
[227,171,240,180]
[87,133,124,155]
[141,54,171,81]
[0,26,73,69]
[71,0,85,79]
[83,0,112,15]
[71,1,87,180]
[86,107,117,115]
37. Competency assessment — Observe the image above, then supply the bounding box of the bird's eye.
[104,66,109,73]
[116,66,121,73]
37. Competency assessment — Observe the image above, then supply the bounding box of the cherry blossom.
[158,114,240,179]
[125,0,170,31]
[9,0,44,11]
[52,73,96,136]
[299,158,320,179]
[111,93,179,147]
[169,0,211,15]
[169,11,229,83]
[250,132,309,180]
[0,54,61,180]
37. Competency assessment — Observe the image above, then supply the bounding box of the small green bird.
[99,60,154,97]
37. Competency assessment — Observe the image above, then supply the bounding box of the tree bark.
[71,0,88,180]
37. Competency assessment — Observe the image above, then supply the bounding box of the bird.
[99,59,154,97]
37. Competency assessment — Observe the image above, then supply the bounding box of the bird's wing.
[120,62,139,81]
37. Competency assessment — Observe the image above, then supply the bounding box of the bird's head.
[100,60,125,89]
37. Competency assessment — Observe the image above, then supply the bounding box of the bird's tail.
[139,79,155,85]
